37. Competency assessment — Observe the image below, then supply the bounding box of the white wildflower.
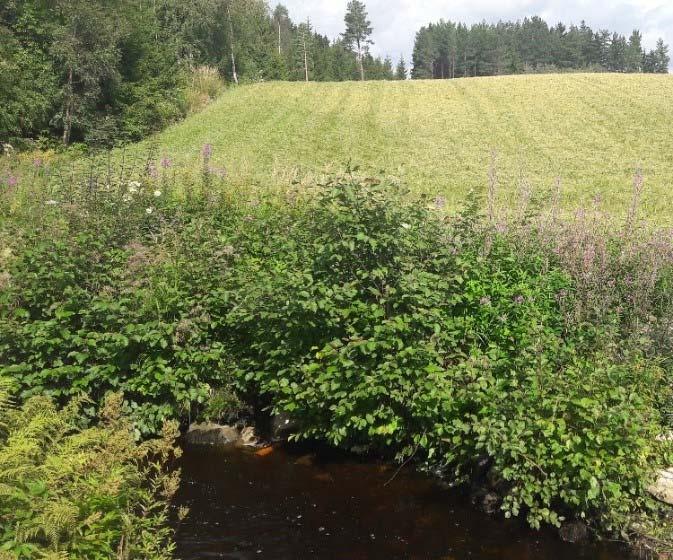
[153,189,162,198]
[45,200,59,206]
[122,194,132,203]
[401,223,411,229]
[128,181,141,194]
[146,207,154,215]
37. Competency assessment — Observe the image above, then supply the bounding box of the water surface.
[173,445,628,560]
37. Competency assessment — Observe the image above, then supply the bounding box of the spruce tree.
[395,56,407,80]
[654,38,670,73]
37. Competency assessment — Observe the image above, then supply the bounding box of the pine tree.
[395,56,407,80]
[342,0,373,81]
[294,20,313,81]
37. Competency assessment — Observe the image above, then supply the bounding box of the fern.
[0,392,181,559]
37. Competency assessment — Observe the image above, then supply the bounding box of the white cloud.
[278,0,672,66]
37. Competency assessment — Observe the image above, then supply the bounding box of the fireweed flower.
[160,157,172,169]
[33,158,43,168]
[6,175,18,188]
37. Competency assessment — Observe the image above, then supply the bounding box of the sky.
[278,0,673,67]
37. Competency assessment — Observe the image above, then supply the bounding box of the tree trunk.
[226,3,239,85]
[278,22,281,54]
[62,67,73,146]
[303,35,309,82]
[357,39,365,81]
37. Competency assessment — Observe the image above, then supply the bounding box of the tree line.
[1,0,400,147]
[412,17,670,79]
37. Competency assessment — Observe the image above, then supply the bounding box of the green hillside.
[134,73,673,219]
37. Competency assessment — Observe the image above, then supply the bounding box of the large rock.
[648,468,673,505]
[271,413,297,441]
[559,521,589,544]
[239,426,260,447]
[185,422,240,446]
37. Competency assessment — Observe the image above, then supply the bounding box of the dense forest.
[411,17,670,79]
[0,0,397,147]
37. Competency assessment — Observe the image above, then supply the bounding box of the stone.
[185,422,240,446]
[479,491,501,515]
[239,426,260,447]
[470,489,501,515]
[294,454,316,467]
[559,521,589,544]
[271,413,296,440]
[647,468,673,505]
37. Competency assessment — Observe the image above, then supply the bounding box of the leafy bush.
[0,166,240,436]
[222,177,672,530]
[1,164,672,546]
[0,385,183,559]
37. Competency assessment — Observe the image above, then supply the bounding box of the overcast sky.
[278,0,672,66]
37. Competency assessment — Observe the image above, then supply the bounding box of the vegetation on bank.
[0,386,183,559]
[1,153,673,554]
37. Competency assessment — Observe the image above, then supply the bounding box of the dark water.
[173,445,628,560]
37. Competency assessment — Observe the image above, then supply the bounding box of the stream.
[172,444,629,559]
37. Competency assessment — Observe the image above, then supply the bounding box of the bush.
[0,165,240,436]
[185,66,226,114]
[1,165,672,546]
[0,384,183,559]
[223,177,672,529]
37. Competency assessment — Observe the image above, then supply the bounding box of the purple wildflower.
[202,143,213,160]
[6,175,18,188]
[513,295,525,305]
[160,157,172,169]
[33,158,43,168]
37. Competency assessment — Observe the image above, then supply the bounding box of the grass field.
[127,73,673,220]
[4,73,673,220]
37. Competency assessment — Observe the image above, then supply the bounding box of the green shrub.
[0,172,241,436]
[0,386,183,559]
[1,166,671,545]
[220,176,672,529]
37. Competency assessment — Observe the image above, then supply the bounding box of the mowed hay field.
[138,73,673,219]
[11,73,673,219]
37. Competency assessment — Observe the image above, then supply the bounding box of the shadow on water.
[172,444,628,560]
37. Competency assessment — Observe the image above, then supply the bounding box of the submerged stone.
[559,521,589,544]
[185,422,240,446]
